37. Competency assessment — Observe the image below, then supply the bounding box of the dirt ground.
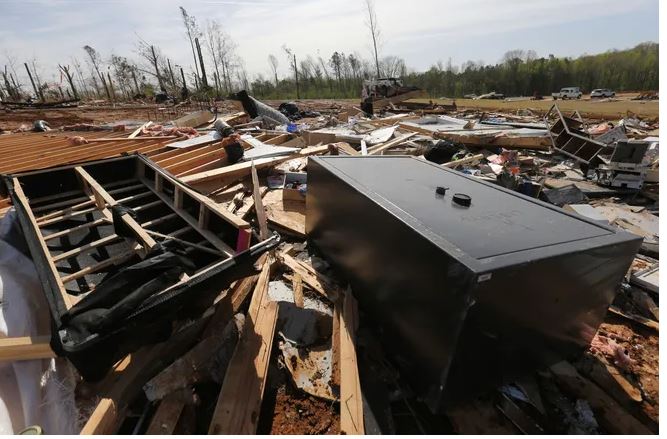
[597,317,659,425]
[414,93,658,119]
[266,385,340,434]
[1,93,656,131]
[0,103,228,131]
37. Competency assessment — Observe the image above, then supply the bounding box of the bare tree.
[363,0,381,78]
[268,54,279,87]
[83,45,111,99]
[135,35,167,92]
[71,57,89,98]
[282,45,299,98]
[204,19,224,94]
[4,51,24,97]
[180,6,201,86]
[380,55,406,78]
[58,64,78,99]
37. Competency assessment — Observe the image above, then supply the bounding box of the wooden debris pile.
[0,100,659,434]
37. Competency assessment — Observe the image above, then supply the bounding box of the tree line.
[0,1,657,103]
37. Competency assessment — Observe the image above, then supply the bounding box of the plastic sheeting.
[0,210,79,434]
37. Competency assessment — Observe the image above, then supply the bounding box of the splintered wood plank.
[145,395,185,435]
[128,121,152,138]
[12,177,74,309]
[278,252,339,302]
[81,319,209,434]
[331,300,341,388]
[0,335,55,361]
[251,161,270,240]
[367,132,416,155]
[549,361,652,434]
[339,291,364,435]
[208,259,278,434]
[181,144,332,185]
[292,273,304,308]
[263,190,306,237]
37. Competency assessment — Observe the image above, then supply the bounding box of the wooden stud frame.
[6,154,252,313]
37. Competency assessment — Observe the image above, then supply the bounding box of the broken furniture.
[306,155,642,413]
[596,139,650,189]
[5,154,278,380]
[545,104,613,165]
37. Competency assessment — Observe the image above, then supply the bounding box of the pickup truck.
[552,87,582,100]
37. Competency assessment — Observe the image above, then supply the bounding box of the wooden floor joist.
[12,177,75,309]
[208,259,278,434]
[0,335,55,361]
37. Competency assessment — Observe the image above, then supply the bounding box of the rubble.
[0,96,659,434]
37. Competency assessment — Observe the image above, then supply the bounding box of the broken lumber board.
[128,121,152,138]
[80,319,209,434]
[181,144,337,185]
[172,110,214,128]
[144,265,263,401]
[443,154,485,168]
[549,361,652,434]
[608,306,658,331]
[208,259,278,434]
[263,189,305,237]
[337,142,360,156]
[340,291,364,435]
[251,161,270,240]
[0,335,55,361]
[145,395,185,434]
[278,252,338,302]
[367,133,416,155]
[292,273,304,308]
[575,352,643,407]
[434,131,550,150]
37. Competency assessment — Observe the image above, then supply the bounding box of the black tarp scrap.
[61,245,196,343]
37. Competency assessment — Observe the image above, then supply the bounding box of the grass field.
[409,93,658,119]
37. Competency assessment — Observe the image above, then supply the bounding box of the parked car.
[590,88,616,98]
[552,87,582,100]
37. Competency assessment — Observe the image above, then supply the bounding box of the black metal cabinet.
[306,156,641,412]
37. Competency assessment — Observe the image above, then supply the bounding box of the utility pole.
[24,62,43,101]
[195,37,208,88]
[293,54,300,99]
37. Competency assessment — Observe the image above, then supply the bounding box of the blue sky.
[0,0,659,85]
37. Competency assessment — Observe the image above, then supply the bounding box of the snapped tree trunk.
[195,38,208,88]
[293,54,299,99]
[150,45,166,93]
[24,62,43,101]
[59,65,79,99]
